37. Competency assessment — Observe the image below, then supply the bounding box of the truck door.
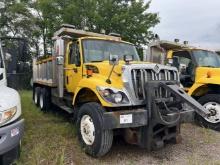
[65,42,82,93]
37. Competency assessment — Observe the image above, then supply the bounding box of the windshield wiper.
[90,60,103,62]
[201,65,217,68]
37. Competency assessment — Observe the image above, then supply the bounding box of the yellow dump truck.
[145,39,220,131]
[32,25,216,157]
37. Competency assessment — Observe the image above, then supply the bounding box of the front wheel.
[195,94,220,131]
[77,102,113,157]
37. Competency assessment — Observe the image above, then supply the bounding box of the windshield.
[193,50,220,67]
[83,39,140,62]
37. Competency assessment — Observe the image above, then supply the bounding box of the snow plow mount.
[136,80,214,151]
[145,81,214,125]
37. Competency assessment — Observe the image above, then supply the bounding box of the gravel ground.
[19,91,220,165]
[67,124,220,165]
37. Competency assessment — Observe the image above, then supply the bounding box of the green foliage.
[0,0,33,37]
[58,0,160,46]
[0,0,160,54]
[0,0,40,55]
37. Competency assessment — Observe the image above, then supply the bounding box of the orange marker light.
[207,71,212,78]
[87,69,93,76]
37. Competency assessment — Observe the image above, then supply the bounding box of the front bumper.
[103,107,195,130]
[103,109,148,129]
[0,119,24,155]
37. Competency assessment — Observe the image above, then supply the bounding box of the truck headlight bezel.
[0,106,17,126]
[97,87,130,105]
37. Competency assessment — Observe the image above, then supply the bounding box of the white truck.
[0,39,24,164]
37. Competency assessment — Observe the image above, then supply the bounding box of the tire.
[33,87,41,106]
[195,94,220,131]
[0,143,20,165]
[77,102,113,157]
[39,88,51,111]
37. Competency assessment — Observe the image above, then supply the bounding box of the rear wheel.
[33,87,40,106]
[77,102,113,157]
[195,94,220,131]
[39,88,51,111]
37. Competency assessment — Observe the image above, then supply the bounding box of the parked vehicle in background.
[145,39,220,131]
[1,37,32,90]
[0,39,24,165]
[33,24,217,157]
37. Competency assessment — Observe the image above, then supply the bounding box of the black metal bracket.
[159,81,210,118]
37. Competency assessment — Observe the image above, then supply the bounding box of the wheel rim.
[80,115,95,145]
[40,93,43,109]
[34,91,38,104]
[203,102,220,123]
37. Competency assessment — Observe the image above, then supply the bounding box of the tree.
[30,0,62,54]
[60,0,160,46]
[0,0,40,55]
[0,0,159,56]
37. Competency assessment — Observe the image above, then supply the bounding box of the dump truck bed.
[33,57,57,87]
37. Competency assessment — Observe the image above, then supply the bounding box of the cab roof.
[148,40,217,53]
[53,24,122,42]
[148,40,196,50]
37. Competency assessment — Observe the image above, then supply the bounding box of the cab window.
[173,51,192,74]
[173,51,194,88]
[68,43,80,65]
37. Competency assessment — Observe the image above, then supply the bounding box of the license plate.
[120,114,133,124]
[11,128,19,137]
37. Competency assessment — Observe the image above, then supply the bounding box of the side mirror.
[179,64,187,74]
[1,42,6,47]
[172,56,180,69]
[75,49,81,67]
[168,58,173,65]
[5,53,12,61]
[124,55,133,64]
[56,56,64,65]
[109,55,119,65]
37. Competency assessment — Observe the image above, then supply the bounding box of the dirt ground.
[65,124,220,165]
[18,91,220,165]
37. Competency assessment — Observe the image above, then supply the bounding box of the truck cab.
[0,39,24,165]
[145,40,220,131]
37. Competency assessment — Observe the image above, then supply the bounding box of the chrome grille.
[131,69,178,100]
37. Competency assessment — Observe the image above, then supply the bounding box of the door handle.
[73,68,78,73]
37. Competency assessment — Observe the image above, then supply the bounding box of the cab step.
[59,105,74,114]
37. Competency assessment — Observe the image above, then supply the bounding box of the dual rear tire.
[33,87,51,111]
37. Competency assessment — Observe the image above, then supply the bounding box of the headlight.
[0,106,17,125]
[97,87,130,104]
[112,93,123,103]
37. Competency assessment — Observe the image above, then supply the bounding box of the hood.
[84,61,151,87]
[0,86,20,111]
[196,67,220,84]
[0,86,21,126]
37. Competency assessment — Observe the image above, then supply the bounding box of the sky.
[148,0,220,50]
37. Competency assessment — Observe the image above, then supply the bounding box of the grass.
[17,91,77,165]
[16,91,220,165]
